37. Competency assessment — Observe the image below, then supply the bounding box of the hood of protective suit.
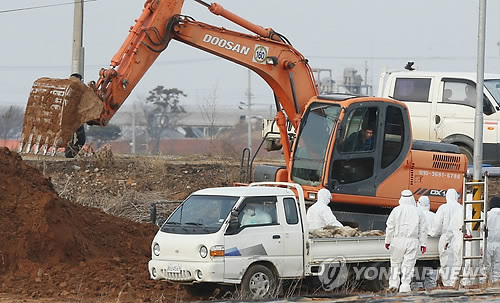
[490,196,500,210]
[445,188,459,204]
[398,189,416,206]
[418,196,430,211]
[317,188,332,206]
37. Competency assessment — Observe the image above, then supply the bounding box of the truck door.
[281,197,304,277]
[435,78,497,162]
[391,77,434,140]
[223,196,284,280]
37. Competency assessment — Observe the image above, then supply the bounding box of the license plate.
[167,264,181,273]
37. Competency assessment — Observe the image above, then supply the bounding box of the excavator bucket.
[18,77,103,155]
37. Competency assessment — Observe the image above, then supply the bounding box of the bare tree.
[198,84,219,142]
[86,124,122,149]
[143,86,187,154]
[0,105,24,140]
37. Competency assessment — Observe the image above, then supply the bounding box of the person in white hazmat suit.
[417,196,436,233]
[306,188,343,230]
[385,190,427,292]
[429,188,463,287]
[411,196,437,290]
[486,196,500,285]
[241,204,272,226]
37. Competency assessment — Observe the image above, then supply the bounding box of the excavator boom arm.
[97,1,319,128]
[94,0,185,124]
[20,0,318,158]
[170,16,318,127]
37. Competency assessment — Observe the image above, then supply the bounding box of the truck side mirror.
[483,97,494,115]
[151,202,157,225]
[226,209,240,233]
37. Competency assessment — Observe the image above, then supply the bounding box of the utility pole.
[132,104,136,154]
[71,0,84,77]
[471,0,487,284]
[364,60,369,95]
[498,41,500,73]
[247,69,252,153]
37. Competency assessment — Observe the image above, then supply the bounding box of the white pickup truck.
[377,69,500,165]
[263,69,500,165]
[148,182,439,298]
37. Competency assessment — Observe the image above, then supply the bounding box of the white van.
[378,70,500,164]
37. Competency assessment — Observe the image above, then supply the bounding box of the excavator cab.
[286,95,467,230]
[290,95,466,209]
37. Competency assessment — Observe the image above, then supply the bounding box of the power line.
[309,55,499,61]
[3,55,500,71]
[0,58,222,70]
[0,0,96,14]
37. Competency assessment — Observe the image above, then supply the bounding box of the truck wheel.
[240,264,277,299]
[458,144,473,164]
[183,283,218,297]
[361,262,389,292]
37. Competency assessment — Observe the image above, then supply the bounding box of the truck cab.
[378,70,500,164]
[148,183,307,298]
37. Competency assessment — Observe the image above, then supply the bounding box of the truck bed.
[308,236,440,264]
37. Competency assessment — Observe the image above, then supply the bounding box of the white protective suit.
[487,201,500,283]
[241,205,272,226]
[306,188,343,230]
[385,190,427,292]
[429,188,463,287]
[417,196,436,234]
[413,195,437,290]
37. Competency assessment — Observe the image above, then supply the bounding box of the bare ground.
[0,148,249,303]
[1,146,499,303]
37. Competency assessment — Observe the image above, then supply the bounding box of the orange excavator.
[19,0,467,229]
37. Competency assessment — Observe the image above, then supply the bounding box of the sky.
[1,0,500,116]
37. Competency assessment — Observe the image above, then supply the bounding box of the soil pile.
[0,147,198,302]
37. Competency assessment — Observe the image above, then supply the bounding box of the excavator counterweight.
[19,78,102,155]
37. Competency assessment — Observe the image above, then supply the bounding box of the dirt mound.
[0,147,153,270]
[0,147,199,302]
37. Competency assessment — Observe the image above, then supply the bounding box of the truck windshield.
[161,195,239,234]
[291,103,341,186]
[485,80,500,106]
